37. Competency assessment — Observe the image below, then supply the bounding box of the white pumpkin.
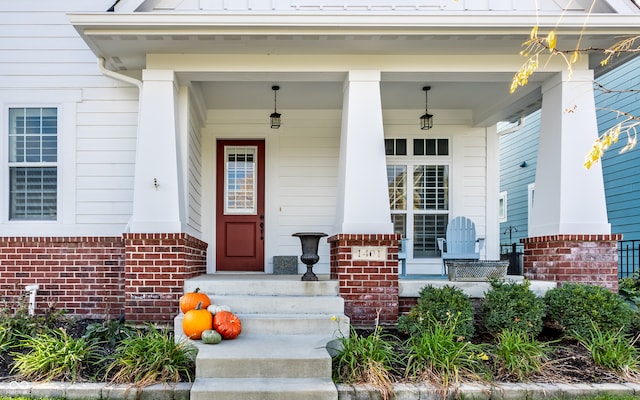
[207,304,231,315]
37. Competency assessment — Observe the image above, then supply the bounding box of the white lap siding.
[0,1,138,236]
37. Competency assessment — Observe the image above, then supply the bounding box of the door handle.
[259,219,264,240]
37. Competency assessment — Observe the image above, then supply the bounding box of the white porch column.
[530,70,610,236]
[129,69,183,233]
[335,70,393,234]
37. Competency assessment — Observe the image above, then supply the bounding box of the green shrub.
[398,285,475,340]
[618,272,640,312]
[481,279,545,337]
[11,328,103,382]
[493,328,555,380]
[545,283,634,339]
[404,313,488,388]
[106,324,197,386]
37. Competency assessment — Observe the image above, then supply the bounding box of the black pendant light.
[420,86,434,130]
[270,85,281,129]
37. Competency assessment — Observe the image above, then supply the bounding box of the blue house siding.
[498,110,540,247]
[598,58,640,241]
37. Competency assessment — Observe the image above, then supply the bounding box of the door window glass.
[224,146,257,214]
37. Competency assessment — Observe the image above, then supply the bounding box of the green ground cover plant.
[331,321,401,400]
[0,297,196,386]
[573,321,640,381]
[492,328,556,381]
[106,324,197,386]
[403,313,488,388]
[11,329,102,382]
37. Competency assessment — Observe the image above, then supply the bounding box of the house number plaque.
[351,246,387,261]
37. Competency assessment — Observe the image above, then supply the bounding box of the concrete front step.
[235,313,348,336]
[190,377,337,400]
[183,274,339,297]
[208,294,345,314]
[194,335,333,379]
[179,274,344,400]
[176,312,349,337]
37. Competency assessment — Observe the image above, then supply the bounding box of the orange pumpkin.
[213,310,242,340]
[179,288,211,314]
[182,302,213,340]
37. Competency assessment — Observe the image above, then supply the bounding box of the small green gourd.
[201,329,223,344]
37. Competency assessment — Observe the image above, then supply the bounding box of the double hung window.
[386,138,450,258]
[8,107,58,220]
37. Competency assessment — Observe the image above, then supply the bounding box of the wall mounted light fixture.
[420,86,434,130]
[270,85,281,129]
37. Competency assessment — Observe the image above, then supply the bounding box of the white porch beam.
[129,69,184,233]
[529,70,610,236]
[336,70,393,234]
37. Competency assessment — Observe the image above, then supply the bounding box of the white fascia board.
[67,13,640,35]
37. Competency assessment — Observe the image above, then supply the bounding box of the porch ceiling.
[69,12,640,125]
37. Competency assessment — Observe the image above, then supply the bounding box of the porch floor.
[200,273,557,298]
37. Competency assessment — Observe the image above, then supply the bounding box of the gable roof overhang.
[68,12,640,126]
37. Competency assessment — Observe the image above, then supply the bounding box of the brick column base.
[521,234,622,292]
[123,233,207,322]
[328,234,400,327]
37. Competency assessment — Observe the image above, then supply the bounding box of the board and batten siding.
[498,110,540,246]
[0,1,138,235]
[183,86,207,236]
[598,57,640,241]
[275,111,341,273]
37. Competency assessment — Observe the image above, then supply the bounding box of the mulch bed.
[351,325,631,385]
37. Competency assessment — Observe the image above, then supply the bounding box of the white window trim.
[498,191,507,223]
[527,183,535,230]
[1,90,79,232]
[386,137,452,260]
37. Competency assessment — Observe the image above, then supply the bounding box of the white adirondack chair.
[437,216,485,275]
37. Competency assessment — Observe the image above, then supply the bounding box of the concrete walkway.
[1,380,640,400]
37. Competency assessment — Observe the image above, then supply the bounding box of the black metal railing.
[500,243,524,275]
[618,239,640,279]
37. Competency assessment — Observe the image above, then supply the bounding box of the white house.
[1,0,638,324]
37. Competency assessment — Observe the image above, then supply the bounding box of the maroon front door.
[216,140,265,271]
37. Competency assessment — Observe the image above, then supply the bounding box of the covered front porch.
[66,3,633,324]
[69,8,619,277]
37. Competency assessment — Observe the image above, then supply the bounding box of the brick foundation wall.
[399,297,418,315]
[328,233,400,327]
[123,233,207,322]
[522,234,622,292]
[0,237,125,319]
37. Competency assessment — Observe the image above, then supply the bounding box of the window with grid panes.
[385,138,449,258]
[8,108,58,220]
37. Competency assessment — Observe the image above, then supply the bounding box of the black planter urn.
[292,232,328,281]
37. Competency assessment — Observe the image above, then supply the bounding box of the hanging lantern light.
[270,85,281,129]
[420,86,434,130]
